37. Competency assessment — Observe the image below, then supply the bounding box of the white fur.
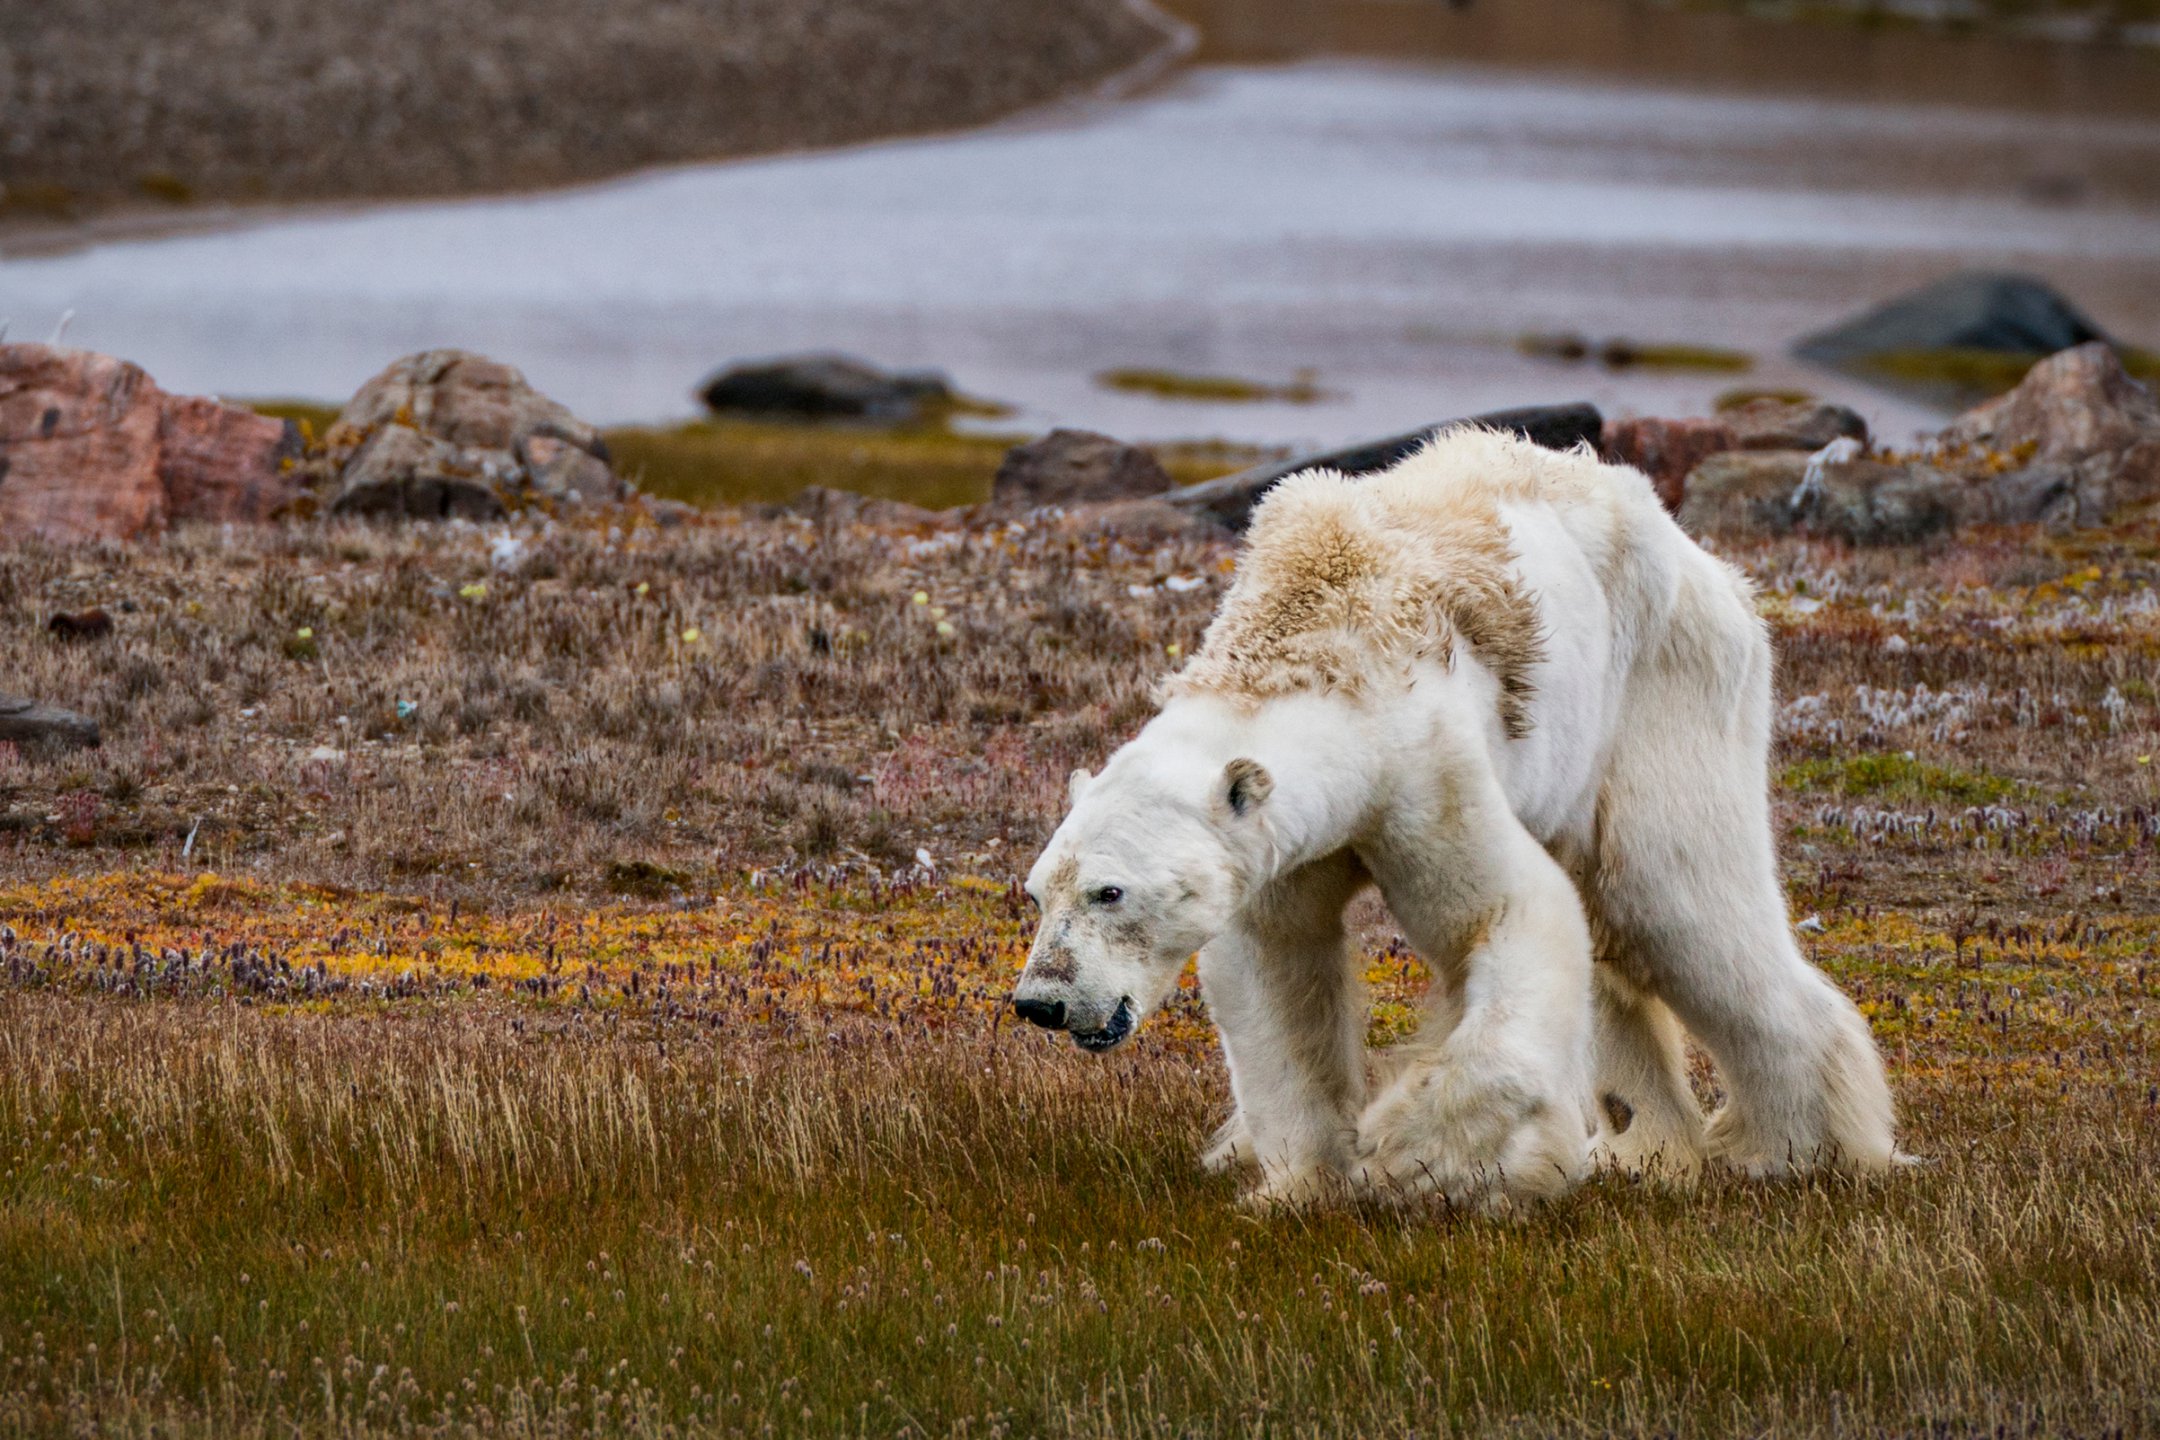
[1016,430,1898,1210]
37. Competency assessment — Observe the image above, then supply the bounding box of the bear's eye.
[1092,886,1124,905]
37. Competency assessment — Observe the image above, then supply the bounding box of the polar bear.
[1011,427,1896,1207]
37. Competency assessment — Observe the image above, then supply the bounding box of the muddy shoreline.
[0,0,1190,249]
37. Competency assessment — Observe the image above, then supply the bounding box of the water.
[5,58,2159,450]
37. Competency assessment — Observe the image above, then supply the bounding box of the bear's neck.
[1152,691,1385,886]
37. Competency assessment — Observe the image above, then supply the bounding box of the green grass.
[1517,335,1754,374]
[1859,345,2160,406]
[1095,368,1330,405]
[1782,751,2020,806]
[1,993,2153,1438]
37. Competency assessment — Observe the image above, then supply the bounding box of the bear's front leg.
[1196,852,1368,1208]
[1354,816,1597,1210]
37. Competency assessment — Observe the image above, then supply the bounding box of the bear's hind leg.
[1590,575,1897,1174]
[1588,962,1707,1183]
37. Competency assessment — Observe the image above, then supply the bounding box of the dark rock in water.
[0,695,100,750]
[1165,402,1602,531]
[698,354,954,423]
[992,428,1172,510]
[1795,273,2110,405]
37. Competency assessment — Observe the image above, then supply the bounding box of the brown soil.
[0,0,1186,239]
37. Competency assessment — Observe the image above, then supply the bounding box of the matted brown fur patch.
[1167,433,1548,737]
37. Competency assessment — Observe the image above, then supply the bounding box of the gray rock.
[1796,272,2109,370]
[992,428,1171,510]
[1938,343,2160,527]
[698,354,954,423]
[1794,459,1973,545]
[330,424,507,520]
[1676,451,1814,538]
[519,432,616,504]
[1164,402,1603,532]
[779,485,945,528]
[323,349,620,513]
[1721,397,1869,453]
[0,695,100,750]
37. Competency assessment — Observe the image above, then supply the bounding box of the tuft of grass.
[1783,751,2019,806]
[1715,387,1818,410]
[245,398,344,438]
[1519,334,1754,373]
[1095,367,1330,405]
[1599,339,1754,372]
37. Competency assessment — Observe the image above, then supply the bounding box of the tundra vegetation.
[3,495,2160,1437]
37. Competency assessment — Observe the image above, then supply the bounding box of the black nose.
[1013,997,1067,1030]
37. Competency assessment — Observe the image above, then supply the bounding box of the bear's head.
[1012,754,1273,1053]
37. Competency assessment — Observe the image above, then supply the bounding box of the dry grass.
[6,501,2160,1435]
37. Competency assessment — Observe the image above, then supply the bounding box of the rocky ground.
[0,0,1185,233]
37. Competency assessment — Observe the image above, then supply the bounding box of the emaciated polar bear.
[1011,428,1896,1207]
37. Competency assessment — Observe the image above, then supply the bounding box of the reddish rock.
[159,393,303,524]
[0,343,305,543]
[0,345,168,542]
[1602,416,1736,512]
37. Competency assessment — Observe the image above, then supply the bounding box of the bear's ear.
[1068,768,1095,805]
[1223,758,1272,817]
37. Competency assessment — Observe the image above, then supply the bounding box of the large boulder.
[159,393,305,525]
[0,343,301,543]
[331,425,507,521]
[1796,273,2109,371]
[698,354,954,424]
[1165,402,1603,531]
[992,428,1171,510]
[319,350,622,514]
[1936,342,2160,527]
